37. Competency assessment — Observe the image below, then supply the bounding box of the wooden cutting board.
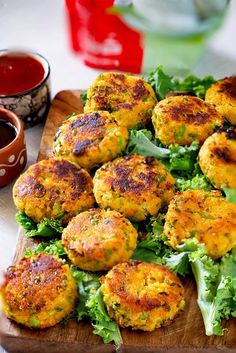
[0,90,235,353]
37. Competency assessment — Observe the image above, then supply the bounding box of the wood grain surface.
[0,90,235,353]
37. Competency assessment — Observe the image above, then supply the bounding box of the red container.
[65,0,143,73]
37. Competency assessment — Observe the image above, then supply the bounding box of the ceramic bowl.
[0,50,50,128]
[0,108,27,188]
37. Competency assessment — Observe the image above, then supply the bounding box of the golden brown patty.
[199,127,236,189]
[152,95,223,146]
[62,208,138,271]
[100,261,185,331]
[93,154,175,222]
[0,253,78,328]
[164,189,236,259]
[85,72,157,128]
[205,76,236,124]
[53,111,129,170]
[13,158,95,224]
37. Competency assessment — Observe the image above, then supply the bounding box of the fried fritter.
[53,111,129,170]
[152,95,223,146]
[62,208,138,271]
[199,127,236,188]
[85,72,157,128]
[164,189,236,259]
[93,154,175,222]
[0,253,78,328]
[100,261,185,331]
[205,76,236,124]
[13,158,95,224]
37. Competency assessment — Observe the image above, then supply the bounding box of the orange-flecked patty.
[100,261,185,331]
[205,76,236,124]
[199,127,236,188]
[164,189,236,259]
[93,154,175,222]
[62,209,138,271]
[152,95,223,146]
[53,111,129,171]
[13,158,95,224]
[0,253,78,328]
[85,72,157,129]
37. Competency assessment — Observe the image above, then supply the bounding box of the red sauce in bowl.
[0,52,45,95]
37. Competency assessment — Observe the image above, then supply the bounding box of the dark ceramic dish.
[0,108,27,187]
[0,50,51,128]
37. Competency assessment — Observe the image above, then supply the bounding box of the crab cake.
[100,261,185,331]
[85,72,157,129]
[205,76,236,124]
[53,111,129,171]
[13,158,95,224]
[199,127,236,189]
[93,155,175,222]
[152,95,223,146]
[0,253,78,328]
[164,189,236,259]
[62,209,138,271]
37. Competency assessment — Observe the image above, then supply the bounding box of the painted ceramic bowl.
[0,108,27,188]
[0,50,50,128]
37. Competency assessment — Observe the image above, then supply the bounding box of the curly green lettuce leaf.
[71,268,122,346]
[220,249,236,278]
[175,174,213,192]
[86,288,123,346]
[168,141,199,173]
[178,75,217,99]
[188,245,236,336]
[132,215,174,265]
[171,239,236,335]
[25,239,67,258]
[132,247,162,264]
[132,216,191,276]
[176,238,207,254]
[147,66,179,100]
[16,211,64,237]
[164,239,205,276]
[126,129,170,160]
[165,252,190,276]
[222,188,236,205]
[147,66,216,100]
[190,257,232,335]
[71,269,100,321]
[220,249,236,316]
[15,211,37,230]
[80,91,87,106]
[26,219,64,237]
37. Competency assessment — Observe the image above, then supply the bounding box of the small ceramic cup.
[0,108,27,188]
[0,50,50,128]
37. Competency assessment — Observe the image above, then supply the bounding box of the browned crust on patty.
[213,146,236,164]
[157,96,218,125]
[102,261,183,312]
[13,158,95,223]
[107,155,165,195]
[3,254,70,312]
[17,159,92,199]
[218,76,236,99]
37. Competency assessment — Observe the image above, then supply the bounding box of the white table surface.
[0,1,236,352]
